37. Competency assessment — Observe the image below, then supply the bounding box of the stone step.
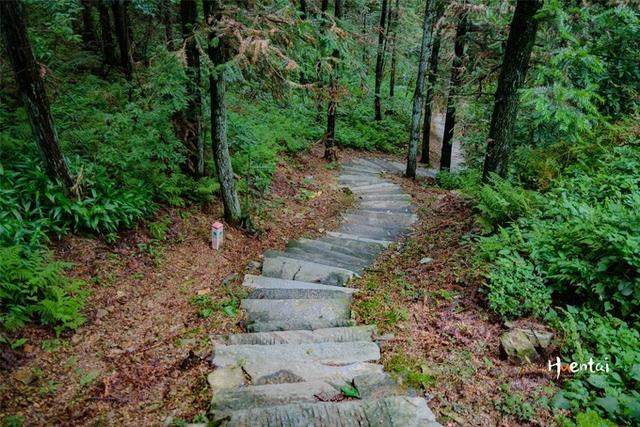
[358,201,414,212]
[211,396,440,426]
[339,222,408,240]
[340,166,381,175]
[356,193,412,202]
[364,158,404,173]
[282,246,368,268]
[262,255,357,286]
[210,373,405,412]
[243,274,356,300]
[349,182,401,192]
[288,238,377,263]
[211,380,341,411]
[326,231,393,246]
[213,341,380,369]
[318,235,387,255]
[351,158,386,170]
[342,212,417,228]
[241,298,352,332]
[339,174,386,183]
[221,325,376,345]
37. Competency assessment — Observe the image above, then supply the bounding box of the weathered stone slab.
[243,274,356,300]
[326,231,392,246]
[349,183,401,192]
[223,325,376,345]
[357,193,412,202]
[262,255,356,286]
[211,380,341,411]
[339,222,408,240]
[342,213,417,228]
[213,341,381,368]
[242,298,351,332]
[282,246,370,270]
[288,239,376,263]
[357,199,412,209]
[212,396,440,426]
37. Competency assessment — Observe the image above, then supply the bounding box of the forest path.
[205,158,440,426]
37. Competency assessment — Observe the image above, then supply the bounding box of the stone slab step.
[340,166,381,175]
[339,222,408,240]
[212,396,440,426]
[221,325,376,345]
[349,183,401,192]
[356,193,412,202]
[213,341,380,368]
[279,247,368,271]
[241,298,351,332]
[351,158,387,170]
[243,274,356,300]
[342,213,417,228]
[262,255,357,286]
[288,239,376,263]
[326,231,393,246]
[318,235,387,256]
[211,380,341,411]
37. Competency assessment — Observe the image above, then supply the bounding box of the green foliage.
[496,384,536,422]
[0,246,86,334]
[386,352,435,390]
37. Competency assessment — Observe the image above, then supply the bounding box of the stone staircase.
[206,158,440,426]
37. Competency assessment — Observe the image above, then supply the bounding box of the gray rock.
[207,366,245,393]
[243,274,356,300]
[262,255,357,286]
[224,325,376,345]
[211,396,439,426]
[288,239,377,263]
[245,260,262,274]
[277,248,368,271]
[326,231,392,246]
[339,222,408,240]
[419,257,433,265]
[500,329,540,362]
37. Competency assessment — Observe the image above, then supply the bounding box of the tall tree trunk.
[0,0,74,191]
[334,0,342,20]
[419,29,440,164]
[387,0,400,98]
[80,0,99,51]
[321,0,328,13]
[180,0,204,176]
[111,0,133,80]
[373,0,388,121]
[405,0,436,178]
[324,0,343,161]
[482,0,542,180]
[98,1,117,66]
[299,0,307,19]
[360,10,368,89]
[203,0,243,225]
[162,0,175,50]
[439,14,467,171]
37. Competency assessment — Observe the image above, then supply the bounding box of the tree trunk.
[111,0,133,80]
[482,0,542,180]
[334,0,342,20]
[419,29,440,164]
[180,0,204,177]
[98,1,117,67]
[405,0,436,178]
[324,0,342,161]
[162,0,175,50]
[373,0,388,121]
[299,0,307,19]
[321,0,328,13]
[439,14,468,171]
[0,0,74,191]
[203,0,243,225]
[80,0,99,51]
[387,0,400,98]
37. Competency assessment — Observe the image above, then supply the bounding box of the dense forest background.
[1,0,639,425]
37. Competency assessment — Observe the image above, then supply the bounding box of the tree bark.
[419,30,440,164]
[373,0,388,121]
[439,14,467,171]
[180,0,204,177]
[98,1,117,66]
[0,0,74,191]
[387,0,400,98]
[203,0,243,225]
[111,0,133,80]
[482,0,542,180]
[334,0,342,20]
[162,0,175,50]
[324,0,342,161]
[405,0,436,178]
[299,0,307,19]
[80,0,99,51]
[321,0,328,13]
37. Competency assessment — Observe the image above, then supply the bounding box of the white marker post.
[211,221,224,250]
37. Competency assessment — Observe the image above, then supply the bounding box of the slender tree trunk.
[482,0,542,180]
[80,0,99,51]
[98,2,117,67]
[203,0,243,225]
[388,0,400,98]
[440,14,468,171]
[405,0,436,178]
[111,0,133,80]
[180,0,204,177]
[162,0,175,50]
[0,0,74,191]
[299,0,307,19]
[419,30,440,164]
[324,0,343,161]
[321,0,328,13]
[373,0,388,120]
